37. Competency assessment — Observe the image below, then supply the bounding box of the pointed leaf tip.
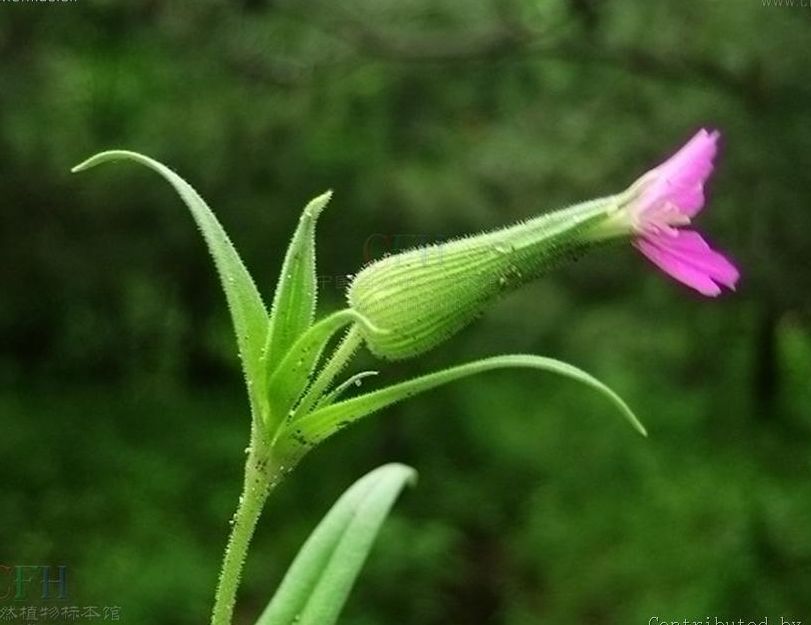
[265,190,336,371]
[71,150,136,174]
[303,190,333,220]
[71,150,269,419]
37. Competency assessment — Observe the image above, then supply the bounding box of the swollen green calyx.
[348,196,620,360]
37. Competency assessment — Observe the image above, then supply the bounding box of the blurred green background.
[2,1,810,624]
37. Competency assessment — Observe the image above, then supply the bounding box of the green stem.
[210,451,278,625]
[211,327,364,624]
[293,325,364,419]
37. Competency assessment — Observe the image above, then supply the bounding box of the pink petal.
[642,128,720,218]
[635,239,721,296]
[649,230,739,288]
[634,230,739,297]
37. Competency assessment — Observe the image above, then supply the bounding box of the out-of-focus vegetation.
[1,1,810,624]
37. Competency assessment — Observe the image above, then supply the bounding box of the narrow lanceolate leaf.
[266,310,382,429]
[283,355,645,457]
[72,151,269,414]
[255,463,417,625]
[265,191,332,366]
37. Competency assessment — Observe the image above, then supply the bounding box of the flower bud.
[347,198,617,360]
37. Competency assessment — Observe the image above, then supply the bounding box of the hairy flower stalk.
[349,128,739,360]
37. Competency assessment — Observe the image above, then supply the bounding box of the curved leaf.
[290,354,647,448]
[72,151,269,417]
[255,463,417,625]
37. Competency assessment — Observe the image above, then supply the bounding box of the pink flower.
[625,129,739,297]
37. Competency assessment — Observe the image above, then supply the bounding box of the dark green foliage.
[1,1,810,624]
